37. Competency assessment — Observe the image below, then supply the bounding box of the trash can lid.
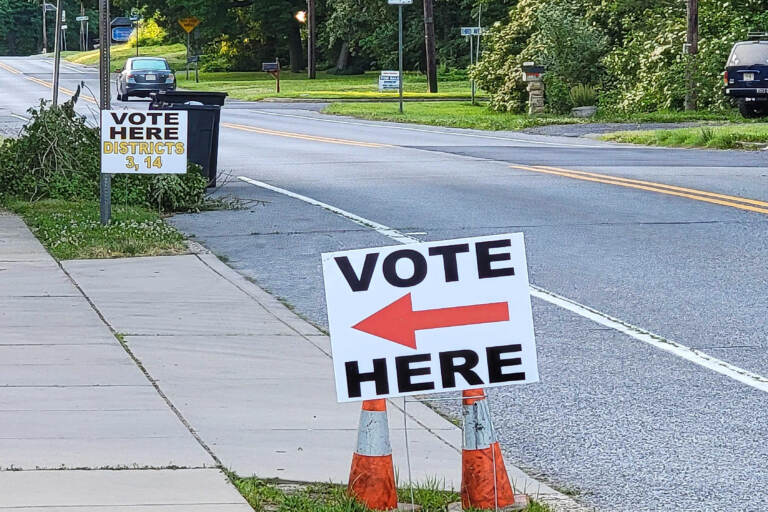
[151,90,228,106]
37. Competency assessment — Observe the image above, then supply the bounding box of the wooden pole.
[307,0,316,79]
[423,0,437,93]
[685,0,698,111]
[52,0,62,105]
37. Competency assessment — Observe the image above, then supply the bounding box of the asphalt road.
[2,54,767,512]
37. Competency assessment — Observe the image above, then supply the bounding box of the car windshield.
[130,59,169,71]
[728,44,768,66]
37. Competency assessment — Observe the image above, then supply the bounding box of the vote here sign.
[101,110,188,174]
[322,233,538,402]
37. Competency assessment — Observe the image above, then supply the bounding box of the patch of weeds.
[8,199,186,260]
[231,475,550,512]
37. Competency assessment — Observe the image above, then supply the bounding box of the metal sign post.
[130,12,140,57]
[388,0,411,114]
[99,0,111,225]
[461,27,483,105]
[178,17,200,80]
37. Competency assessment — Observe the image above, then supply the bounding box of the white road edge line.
[238,175,768,395]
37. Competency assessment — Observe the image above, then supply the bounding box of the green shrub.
[570,84,598,107]
[0,94,209,213]
[543,74,572,114]
[127,18,168,48]
[0,94,99,202]
[474,0,607,113]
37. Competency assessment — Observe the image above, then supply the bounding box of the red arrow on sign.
[352,293,510,349]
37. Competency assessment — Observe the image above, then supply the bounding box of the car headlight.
[166,75,175,84]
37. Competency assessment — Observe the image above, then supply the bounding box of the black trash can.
[150,91,228,187]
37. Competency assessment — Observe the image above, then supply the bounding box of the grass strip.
[324,101,578,130]
[602,123,768,149]
[62,43,188,72]
[324,103,741,131]
[232,477,552,512]
[6,199,186,260]
[176,71,476,101]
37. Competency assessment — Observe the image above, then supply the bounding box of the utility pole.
[99,0,112,225]
[52,0,63,105]
[307,0,316,79]
[685,0,698,111]
[423,0,437,93]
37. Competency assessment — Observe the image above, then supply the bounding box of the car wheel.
[738,99,764,118]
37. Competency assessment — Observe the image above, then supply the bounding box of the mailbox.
[521,62,545,82]
[262,60,281,93]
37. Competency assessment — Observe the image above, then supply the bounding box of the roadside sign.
[178,16,200,33]
[100,111,188,174]
[460,27,484,36]
[322,233,539,402]
[378,70,400,91]
[111,26,132,42]
[76,15,88,22]
[388,0,413,4]
[61,24,67,30]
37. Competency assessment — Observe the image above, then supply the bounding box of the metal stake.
[52,0,63,106]
[398,4,404,114]
[469,35,475,105]
[99,0,111,225]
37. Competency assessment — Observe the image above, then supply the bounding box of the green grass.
[232,477,551,512]
[62,43,188,72]
[324,103,743,131]
[325,101,578,130]
[176,71,476,101]
[6,199,187,260]
[602,123,768,149]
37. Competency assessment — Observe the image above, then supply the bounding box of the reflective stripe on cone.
[460,388,519,510]
[348,399,398,510]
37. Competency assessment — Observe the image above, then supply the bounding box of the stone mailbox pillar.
[522,62,546,115]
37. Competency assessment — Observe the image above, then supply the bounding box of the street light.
[294,10,306,23]
[41,2,56,53]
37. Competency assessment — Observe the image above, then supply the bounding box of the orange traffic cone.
[460,388,526,510]
[348,399,398,510]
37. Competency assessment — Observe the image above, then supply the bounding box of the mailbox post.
[522,62,545,115]
[262,60,281,93]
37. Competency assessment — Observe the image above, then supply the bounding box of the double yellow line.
[511,164,768,216]
[221,121,391,148]
[0,60,97,105]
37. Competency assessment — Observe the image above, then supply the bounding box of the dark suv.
[724,36,768,118]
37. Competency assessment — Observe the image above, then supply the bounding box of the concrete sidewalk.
[0,212,249,510]
[2,211,581,511]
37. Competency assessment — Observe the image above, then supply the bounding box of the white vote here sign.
[322,233,538,402]
[101,110,188,174]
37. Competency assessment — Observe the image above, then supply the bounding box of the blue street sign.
[111,26,133,42]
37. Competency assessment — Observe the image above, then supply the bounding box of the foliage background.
[473,0,768,113]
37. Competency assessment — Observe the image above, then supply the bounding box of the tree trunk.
[7,31,17,55]
[288,22,304,73]
[335,42,349,71]
[685,0,698,111]
[423,0,438,92]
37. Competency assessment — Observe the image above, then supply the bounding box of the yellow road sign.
[178,17,200,33]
